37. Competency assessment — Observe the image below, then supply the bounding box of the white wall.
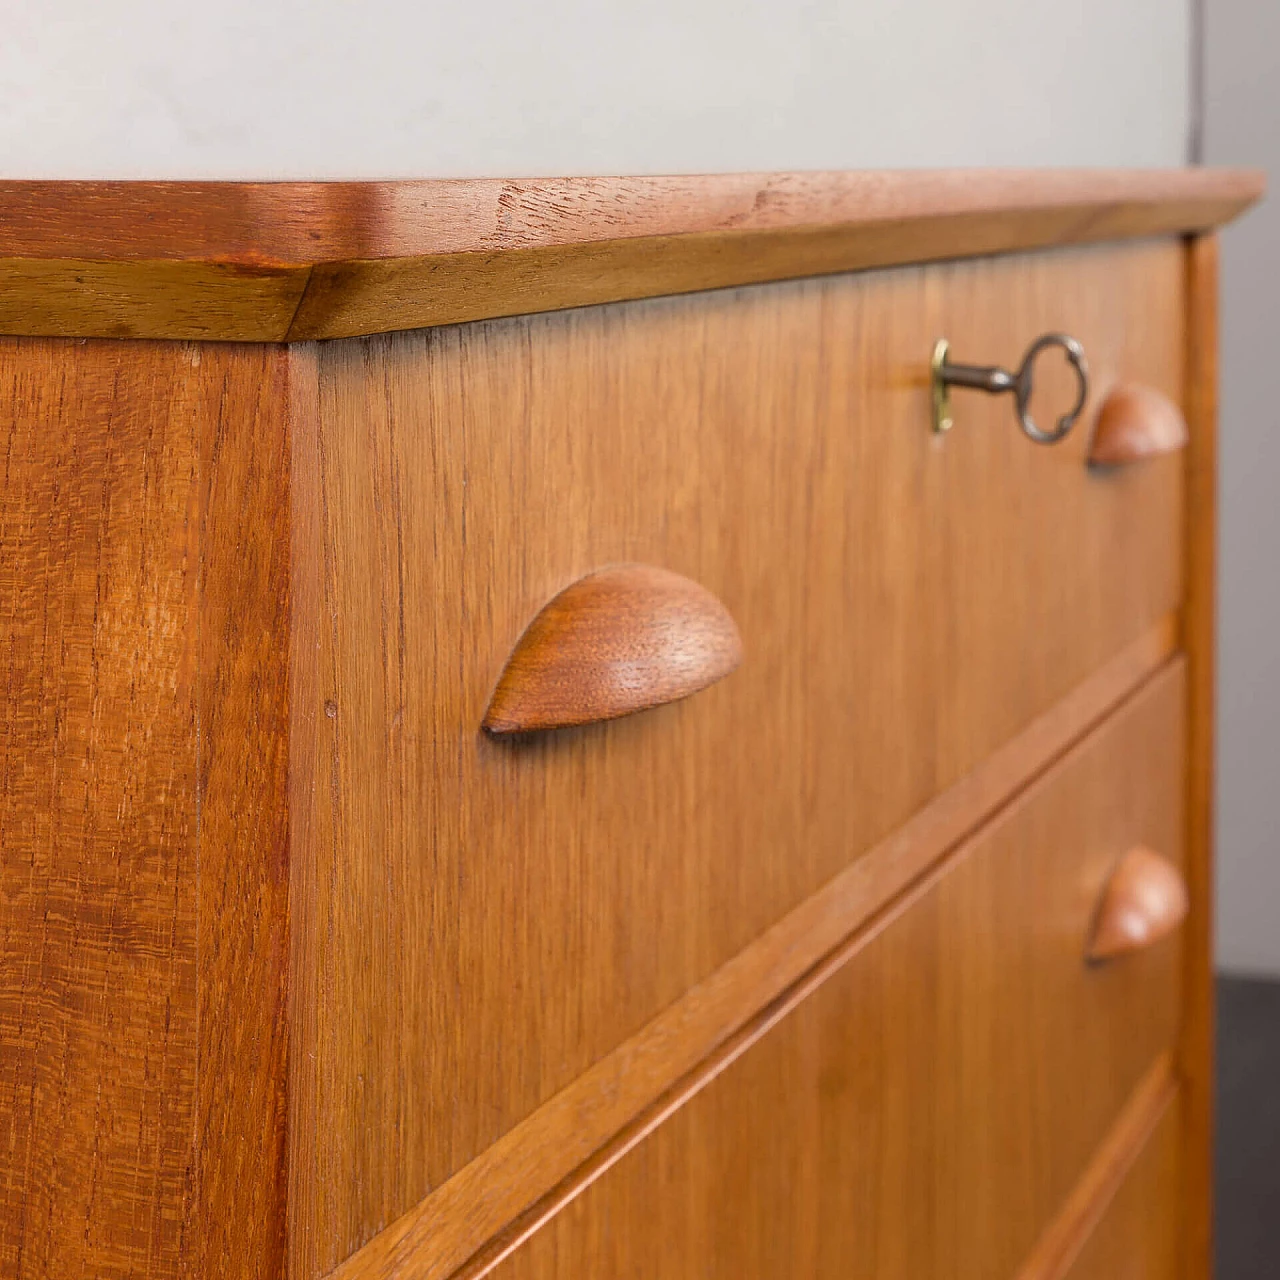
[2,1,1188,177]
[1205,0,1280,977]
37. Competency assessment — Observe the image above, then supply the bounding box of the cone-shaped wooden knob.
[1088,383,1189,467]
[1087,846,1189,962]
[483,564,742,734]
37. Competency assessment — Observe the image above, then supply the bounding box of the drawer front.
[294,241,1186,1267]
[484,664,1186,1280]
[1060,1100,1182,1280]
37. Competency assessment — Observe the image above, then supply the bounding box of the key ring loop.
[932,331,1090,445]
[1013,333,1089,444]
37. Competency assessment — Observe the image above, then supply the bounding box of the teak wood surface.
[1016,1054,1178,1280]
[476,668,1186,1280]
[1057,1092,1182,1280]
[0,169,1238,1280]
[289,241,1186,1277]
[481,564,743,733]
[1086,845,1190,961]
[1008,1049,1177,1280]
[0,169,1260,340]
[0,339,200,1279]
[328,621,1177,1280]
[1088,382,1190,466]
[1179,232,1220,1280]
[0,340,292,1280]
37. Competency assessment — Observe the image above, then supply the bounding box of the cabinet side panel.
[0,338,200,1279]
[190,343,295,1280]
[1179,232,1218,1280]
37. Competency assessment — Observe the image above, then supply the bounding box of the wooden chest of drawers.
[0,170,1263,1280]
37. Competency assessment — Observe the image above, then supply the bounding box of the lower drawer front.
[1061,1100,1182,1280]
[488,663,1187,1280]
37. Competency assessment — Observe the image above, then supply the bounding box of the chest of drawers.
[0,170,1263,1280]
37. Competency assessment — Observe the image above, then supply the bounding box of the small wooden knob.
[1087,383,1189,467]
[1087,846,1189,962]
[483,564,742,734]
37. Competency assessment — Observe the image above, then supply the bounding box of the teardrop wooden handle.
[1087,846,1189,961]
[483,564,743,734]
[1087,383,1189,467]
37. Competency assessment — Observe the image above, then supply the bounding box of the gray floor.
[1216,976,1280,1279]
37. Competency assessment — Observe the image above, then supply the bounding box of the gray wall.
[2,2,1187,175]
[1205,1,1280,977]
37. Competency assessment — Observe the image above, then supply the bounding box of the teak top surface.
[0,170,1261,264]
[0,169,1261,341]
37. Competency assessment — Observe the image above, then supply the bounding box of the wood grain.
[0,258,311,344]
[281,201,1235,342]
[1087,846,1189,962]
[467,666,1186,1280]
[188,344,296,1280]
[327,621,1177,1280]
[1058,1102,1181,1280]
[482,564,742,733]
[289,240,1189,1278]
[0,337,299,1280]
[0,170,1261,340]
[0,209,1219,1280]
[1179,232,1220,1280]
[0,339,200,1279]
[1088,383,1190,466]
[1016,1056,1178,1280]
[0,171,1259,264]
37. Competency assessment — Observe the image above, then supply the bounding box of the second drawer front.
[486,663,1187,1280]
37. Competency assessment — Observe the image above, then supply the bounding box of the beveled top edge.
[0,169,1264,265]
